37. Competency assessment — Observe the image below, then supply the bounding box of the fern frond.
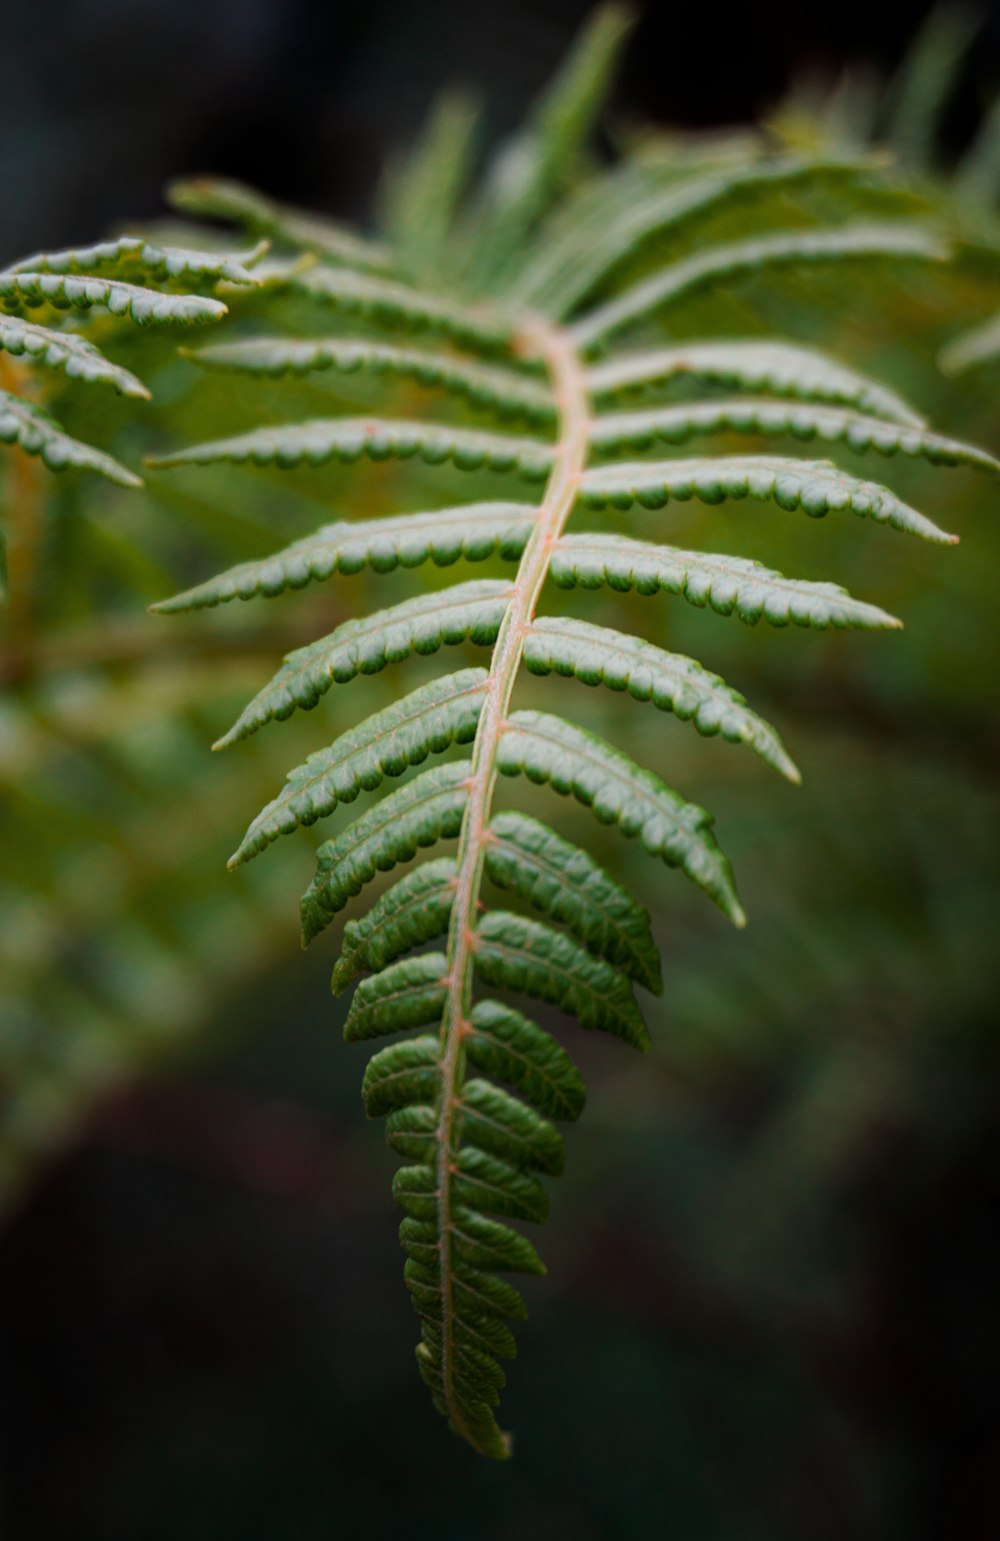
[360,1035,444,1117]
[473,910,649,1048]
[588,398,999,473]
[485,811,661,993]
[229,669,488,867]
[0,270,227,326]
[167,175,393,274]
[380,92,481,280]
[332,860,458,993]
[571,223,948,352]
[150,505,535,612]
[328,809,661,996]
[300,763,471,944]
[0,391,141,486]
[587,340,926,426]
[146,418,553,479]
[0,315,150,398]
[578,454,957,542]
[884,3,979,172]
[214,580,513,748]
[462,999,586,1122]
[388,1074,565,1179]
[514,154,884,316]
[551,533,900,628]
[183,336,554,422]
[465,2,634,289]
[344,953,450,1041]
[271,264,515,351]
[524,616,800,781]
[940,312,1000,375]
[146,10,989,1459]
[7,235,265,289]
[496,710,745,926]
[438,1078,564,1175]
[393,1139,548,1224]
[0,235,249,595]
[954,94,1000,205]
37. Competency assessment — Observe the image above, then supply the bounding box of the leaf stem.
[433,313,590,1453]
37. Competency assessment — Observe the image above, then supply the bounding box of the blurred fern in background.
[2,0,999,1501]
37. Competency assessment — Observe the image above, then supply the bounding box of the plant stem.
[433,313,590,1453]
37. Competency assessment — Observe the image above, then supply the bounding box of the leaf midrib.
[431,313,591,1456]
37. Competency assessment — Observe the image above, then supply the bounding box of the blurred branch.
[0,606,346,687]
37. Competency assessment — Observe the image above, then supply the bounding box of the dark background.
[4,2,1000,1539]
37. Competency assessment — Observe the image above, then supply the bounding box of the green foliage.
[4,2,998,1467]
[586,339,928,424]
[0,391,141,487]
[522,617,800,780]
[150,504,537,610]
[548,533,903,628]
[228,670,489,867]
[0,230,253,586]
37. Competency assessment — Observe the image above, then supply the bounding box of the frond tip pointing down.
[146,5,991,1460]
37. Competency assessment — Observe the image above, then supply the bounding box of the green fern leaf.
[379,92,481,279]
[940,312,1000,375]
[0,271,227,326]
[0,315,150,398]
[401,1197,545,1275]
[473,910,649,1049]
[7,235,265,289]
[578,453,957,542]
[229,669,487,868]
[331,810,662,997]
[445,1079,564,1174]
[332,860,458,993]
[144,11,992,1459]
[954,93,1000,205]
[516,154,883,317]
[167,175,393,273]
[524,615,800,781]
[463,999,586,1122]
[150,504,535,613]
[465,3,633,288]
[301,763,471,944]
[571,223,948,352]
[496,710,745,926]
[344,953,449,1042]
[214,580,513,748]
[184,336,554,422]
[361,1035,442,1117]
[486,811,661,993]
[272,263,514,351]
[588,398,1000,473]
[393,1145,548,1226]
[387,1083,564,1179]
[586,340,926,426]
[551,532,900,628]
[147,417,553,479]
[0,390,141,486]
[885,3,979,172]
